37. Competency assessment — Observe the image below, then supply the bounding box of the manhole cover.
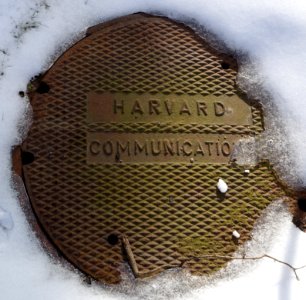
[20,13,290,284]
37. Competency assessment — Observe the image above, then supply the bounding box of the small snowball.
[217,178,228,193]
[232,230,240,239]
[0,208,14,230]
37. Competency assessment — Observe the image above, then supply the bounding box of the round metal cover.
[22,14,290,284]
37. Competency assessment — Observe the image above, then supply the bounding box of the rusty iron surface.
[22,14,291,284]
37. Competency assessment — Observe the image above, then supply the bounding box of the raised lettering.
[195,142,205,156]
[116,141,130,156]
[205,141,213,156]
[179,101,191,115]
[163,140,175,155]
[134,140,148,155]
[216,142,220,156]
[88,93,253,126]
[87,133,239,164]
[114,99,124,114]
[103,141,113,156]
[182,141,192,156]
[149,100,161,115]
[89,141,100,155]
[151,141,161,155]
[164,101,173,115]
[197,101,207,116]
[221,142,231,156]
[131,100,144,115]
[214,102,225,116]
[175,141,180,156]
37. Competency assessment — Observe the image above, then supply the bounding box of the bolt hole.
[21,151,35,165]
[221,61,230,69]
[19,91,25,97]
[298,198,306,212]
[36,81,50,94]
[107,233,119,246]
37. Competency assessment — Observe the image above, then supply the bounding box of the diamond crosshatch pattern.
[23,14,288,284]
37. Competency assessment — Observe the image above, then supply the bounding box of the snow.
[1,0,306,299]
[0,207,14,230]
[217,178,228,193]
[232,230,240,239]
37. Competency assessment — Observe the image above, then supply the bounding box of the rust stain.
[18,13,293,285]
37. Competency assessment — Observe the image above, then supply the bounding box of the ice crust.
[1,0,306,299]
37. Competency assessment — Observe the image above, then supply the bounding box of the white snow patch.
[0,207,14,230]
[217,178,228,193]
[232,230,240,239]
[1,0,306,300]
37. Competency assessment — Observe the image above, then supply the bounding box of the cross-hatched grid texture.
[23,14,287,284]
